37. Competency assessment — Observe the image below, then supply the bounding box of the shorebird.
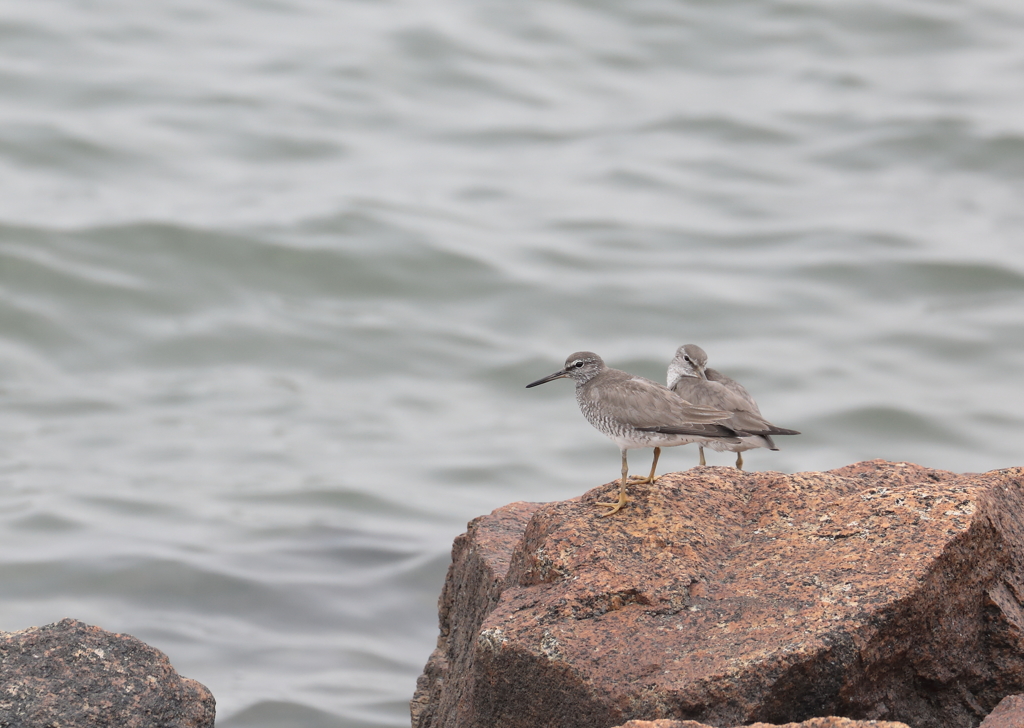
[526,351,742,516]
[667,344,799,469]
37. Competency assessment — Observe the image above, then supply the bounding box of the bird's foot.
[596,491,629,517]
[626,474,657,485]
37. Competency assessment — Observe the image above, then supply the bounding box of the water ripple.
[4,1,1024,726]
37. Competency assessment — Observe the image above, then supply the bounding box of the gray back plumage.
[667,345,799,440]
[704,368,758,414]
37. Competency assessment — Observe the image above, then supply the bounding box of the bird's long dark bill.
[525,370,569,388]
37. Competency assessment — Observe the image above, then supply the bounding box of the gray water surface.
[2,1,1024,726]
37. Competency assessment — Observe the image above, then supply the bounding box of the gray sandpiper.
[526,351,742,516]
[667,344,800,469]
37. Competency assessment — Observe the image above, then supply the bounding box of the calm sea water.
[2,1,1024,726]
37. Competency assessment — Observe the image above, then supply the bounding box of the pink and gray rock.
[613,719,910,728]
[0,618,215,727]
[978,694,1024,727]
[412,461,1024,728]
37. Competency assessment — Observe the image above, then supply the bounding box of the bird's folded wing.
[635,422,742,442]
[591,374,732,427]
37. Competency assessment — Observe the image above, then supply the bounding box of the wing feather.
[671,375,800,437]
[587,373,730,429]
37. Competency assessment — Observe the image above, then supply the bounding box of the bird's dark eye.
[574,360,584,368]
[684,356,691,363]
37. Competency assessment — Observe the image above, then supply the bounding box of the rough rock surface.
[412,460,1024,728]
[978,694,1024,727]
[614,719,910,728]
[412,502,543,728]
[0,618,215,727]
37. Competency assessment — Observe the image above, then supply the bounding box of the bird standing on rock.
[526,351,742,516]
[667,344,800,469]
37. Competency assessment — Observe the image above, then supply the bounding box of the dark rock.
[979,694,1024,727]
[0,618,215,727]
[412,461,1024,728]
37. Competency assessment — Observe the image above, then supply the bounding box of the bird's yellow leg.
[699,445,706,467]
[627,447,660,484]
[597,450,630,516]
[735,452,744,471]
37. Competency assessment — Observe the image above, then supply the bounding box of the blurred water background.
[2,0,1024,726]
